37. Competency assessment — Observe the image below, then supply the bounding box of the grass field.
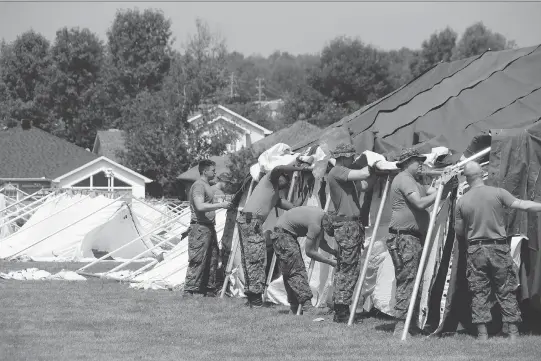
[0,261,539,361]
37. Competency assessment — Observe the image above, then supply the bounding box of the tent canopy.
[292,45,541,158]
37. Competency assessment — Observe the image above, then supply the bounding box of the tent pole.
[0,191,57,225]
[0,193,88,243]
[347,175,391,325]
[220,178,256,298]
[263,171,298,303]
[297,191,331,315]
[77,213,188,273]
[6,196,124,259]
[401,183,444,341]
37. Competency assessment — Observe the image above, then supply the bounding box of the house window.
[92,172,109,187]
[69,171,132,193]
[73,177,91,187]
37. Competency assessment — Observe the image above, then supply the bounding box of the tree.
[0,30,52,129]
[177,18,229,113]
[104,8,173,127]
[120,90,236,195]
[309,36,392,107]
[410,27,457,77]
[387,47,418,89]
[226,146,261,189]
[452,22,516,61]
[46,27,105,147]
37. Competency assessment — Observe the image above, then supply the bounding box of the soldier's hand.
[330,259,337,268]
[221,201,232,209]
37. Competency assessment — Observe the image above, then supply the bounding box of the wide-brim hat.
[331,143,356,159]
[395,148,427,168]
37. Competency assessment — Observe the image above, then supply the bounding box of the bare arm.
[277,198,296,211]
[305,235,337,267]
[193,196,230,212]
[356,172,378,192]
[346,166,373,182]
[510,199,541,212]
[405,191,438,210]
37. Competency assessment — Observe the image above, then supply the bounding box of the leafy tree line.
[0,7,517,195]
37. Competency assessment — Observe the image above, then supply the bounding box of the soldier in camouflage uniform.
[184,160,232,297]
[237,164,310,307]
[455,161,541,341]
[271,206,337,315]
[386,148,454,336]
[326,143,377,323]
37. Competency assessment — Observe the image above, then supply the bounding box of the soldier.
[326,143,377,323]
[270,206,337,315]
[184,160,232,298]
[455,161,541,341]
[385,148,454,336]
[237,164,310,308]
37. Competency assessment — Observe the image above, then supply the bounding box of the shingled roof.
[93,129,126,164]
[0,125,98,179]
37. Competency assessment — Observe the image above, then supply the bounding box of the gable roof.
[0,125,99,179]
[292,45,541,156]
[93,129,126,164]
[177,121,321,182]
[187,105,273,135]
[52,156,153,183]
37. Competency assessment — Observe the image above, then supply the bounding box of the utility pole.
[256,77,264,103]
[230,73,235,99]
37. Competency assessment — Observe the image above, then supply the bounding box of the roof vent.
[21,119,32,130]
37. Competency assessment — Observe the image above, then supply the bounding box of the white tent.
[0,193,158,262]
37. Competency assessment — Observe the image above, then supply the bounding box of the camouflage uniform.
[332,220,365,306]
[385,233,423,320]
[271,228,313,306]
[184,223,219,293]
[236,212,266,295]
[466,243,521,324]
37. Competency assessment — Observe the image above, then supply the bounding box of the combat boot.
[476,323,488,341]
[289,304,299,315]
[333,304,349,323]
[506,322,519,342]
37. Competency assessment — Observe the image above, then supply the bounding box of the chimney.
[21,119,32,130]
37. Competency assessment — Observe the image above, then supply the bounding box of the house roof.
[52,156,153,183]
[177,121,321,182]
[187,105,273,135]
[292,45,541,156]
[0,125,99,179]
[93,129,126,164]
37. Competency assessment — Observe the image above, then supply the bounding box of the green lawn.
[0,261,539,361]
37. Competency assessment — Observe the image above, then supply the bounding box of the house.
[176,121,321,199]
[0,122,152,198]
[254,99,284,119]
[92,129,126,164]
[188,105,273,152]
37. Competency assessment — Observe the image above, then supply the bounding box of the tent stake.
[347,175,391,325]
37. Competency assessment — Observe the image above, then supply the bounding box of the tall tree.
[105,8,173,127]
[0,30,52,129]
[46,27,105,147]
[309,36,392,107]
[410,27,457,77]
[452,22,516,60]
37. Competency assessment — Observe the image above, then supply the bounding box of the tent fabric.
[0,194,157,261]
[292,45,541,161]
[486,122,541,312]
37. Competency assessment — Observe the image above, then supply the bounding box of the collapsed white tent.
[0,192,158,262]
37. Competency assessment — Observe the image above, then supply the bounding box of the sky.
[1,1,540,56]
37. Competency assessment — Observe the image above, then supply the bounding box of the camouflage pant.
[385,234,423,320]
[237,213,266,295]
[466,243,521,324]
[184,223,219,293]
[332,220,364,306]
[271,228,313,305]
